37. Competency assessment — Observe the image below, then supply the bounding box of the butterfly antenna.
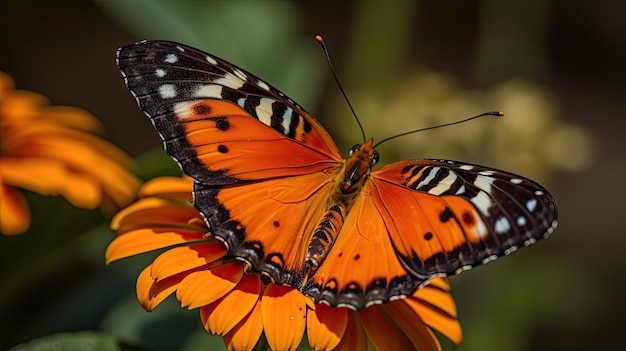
[373,111,504,148]
[315,35,366,143]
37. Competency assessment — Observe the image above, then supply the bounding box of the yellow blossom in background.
[106,176,462,351]
[339,70,594,182]
[0,72,141,235]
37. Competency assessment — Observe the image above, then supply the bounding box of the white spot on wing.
[194,84,223,98]
[471,175,495,215]
[256,79,270,91]
[471,191,492,216]
[455,184,466,195]
[172,101,196,119]
[155,68,166,77]
[237,97,246,108]
[517,216,527,226]
[164,53,178,63]
[256,98,274,126]
[494,216,511,234]
[535,190,544,196]
[389,294,408,302]
[455,265,473,274]
[479,170,495,176]
[482,255,498,264]
[474,175,494,194]
[212,72,245,90]
[475,217,489,238]
[158,84,177,99]
[206,55,217,65]
[176,45,185,52]
[232,68,247,81]
[281,107,293,133]
[526,198,537,212]
[415,167,439,189]
[510,178,523,184]
[504,246,518,255]
[460,165,474,171]
[427,171,458,195]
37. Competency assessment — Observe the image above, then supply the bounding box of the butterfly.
[117,40,558,310]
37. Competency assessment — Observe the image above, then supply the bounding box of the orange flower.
[106,176,462,351]
[0,72,140,235]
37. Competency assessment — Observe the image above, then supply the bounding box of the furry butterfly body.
[117,40,558,309]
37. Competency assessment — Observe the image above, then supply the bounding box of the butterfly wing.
[302,185,424,308]
[370,159,558,278]
[117,40,342,184]
[302,158,558,309]
[117,41,344,285]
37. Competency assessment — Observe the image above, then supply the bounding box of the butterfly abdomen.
[305,204,346,274]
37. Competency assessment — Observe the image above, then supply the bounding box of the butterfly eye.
[349,144,360,156]
[371,151,380,165]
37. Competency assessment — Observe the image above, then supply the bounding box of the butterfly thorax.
[341,138,379,194]
[303,138,379,280]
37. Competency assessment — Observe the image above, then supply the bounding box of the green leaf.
[9,331,143,351]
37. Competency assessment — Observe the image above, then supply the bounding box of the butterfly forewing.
[116,40,342,185]
[372,160,558,278]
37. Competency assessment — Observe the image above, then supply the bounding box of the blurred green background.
[0,0,623,350]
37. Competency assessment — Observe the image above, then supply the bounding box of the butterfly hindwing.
[302,187,425,308]
[371,160,558,278]
[194,171,338,287]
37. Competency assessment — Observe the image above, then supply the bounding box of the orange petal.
[262,283,307,351]
[307,303,348,350]
[382,300,441,351]
[137,264,178,311]
[29,138,138,204]
[223,298,264,351]
[111,197,201,233]
[136,262,214,312]
[412,280,458,318]
[359,305,416,351]
[427,277,451,291]
[59,171,103,208]
[2,90,49,122]
[39,106,104,132]
[332,311,367,351]
[404,298,462,347]
[0,157,69,194]
[138,176,194,199]
[150,242,227,281]
[0,184,30,235]
[105,227,204,264]
[200,274,262,335]
[177,262,244,309]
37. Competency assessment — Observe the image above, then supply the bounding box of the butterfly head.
[342,139,379,194]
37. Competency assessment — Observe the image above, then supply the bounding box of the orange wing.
[301,159,558,309]
[194,172,337,287]
[370,159,558,279]
[117,40,342,185]
[302,183,424,308]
